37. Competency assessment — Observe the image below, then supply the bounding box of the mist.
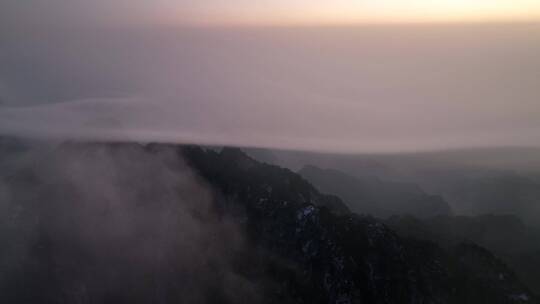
[0,141,259,302]
[3,1,540,302]
[1,24,539,153]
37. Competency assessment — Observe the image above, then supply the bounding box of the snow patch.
[297,205,315,220]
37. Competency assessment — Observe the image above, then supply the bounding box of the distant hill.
[246,146,540,175]
[298,165,452,219]
[246,147,540,226]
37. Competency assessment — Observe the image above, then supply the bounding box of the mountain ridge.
[0,138,536,303]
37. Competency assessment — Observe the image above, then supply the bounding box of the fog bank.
[0,142,258,302]
[1,25,539,153]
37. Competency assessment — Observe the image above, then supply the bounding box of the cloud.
[0,141,260,302]
[0,25,539,153]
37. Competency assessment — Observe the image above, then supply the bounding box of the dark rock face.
[0,140,536,303]
[181,146,536,304]
[386,214,540,295]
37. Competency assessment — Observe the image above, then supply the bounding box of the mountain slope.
[246,147,540,225]
[298,165,451,219]
[181,146,534,303]
[0,139,535,303]
[386,214,540,294]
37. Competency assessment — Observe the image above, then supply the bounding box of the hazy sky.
[2,0,540,27]
[1,2,540,153]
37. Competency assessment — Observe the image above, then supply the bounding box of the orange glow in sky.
[176,0,540,25]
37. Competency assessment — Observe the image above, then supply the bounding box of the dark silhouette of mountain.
[298,165,452,219]
[181,145,536,303]
[246,147,540,226]
[386,214,540,294]
[418,173,540,226]
[0,139,536,303]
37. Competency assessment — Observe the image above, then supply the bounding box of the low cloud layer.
[0,142,259,302]
[1,25,539,153]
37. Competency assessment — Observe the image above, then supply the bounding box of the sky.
[0,1,540,153]
[2,0,540,27]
